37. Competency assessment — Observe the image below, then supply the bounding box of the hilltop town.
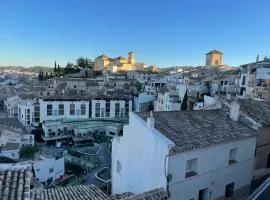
[0,50,270,200]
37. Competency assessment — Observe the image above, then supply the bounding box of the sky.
[0,0,270,68]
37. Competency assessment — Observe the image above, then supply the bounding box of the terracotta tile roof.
[30,185,168,200]
[206,50,223,55]
[30,185,114,200]
[0,167,32,200]
[238,99,270,126]
[137,110,257,154]
[124,188,168,200]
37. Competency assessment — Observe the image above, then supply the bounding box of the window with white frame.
[81,104,86,115]
[95,103,100,117]
[59,104,64,116]
[185,158,198,178]
[100,107,105,117]
[47,104,52,116]
[70,104,75,115]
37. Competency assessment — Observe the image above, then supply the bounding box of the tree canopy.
[76,57,94,69]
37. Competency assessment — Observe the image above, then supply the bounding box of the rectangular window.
[120,108,125,118]
[225,182,234,198]
[228,148,237,165]
[105,101,110,117]
[117,160,121,173]
[59,104,64,116]
[115,103,120,117]
[215,60,219,65]
[47,104,52,116]
[49,168,54,173]
[81,104,86,115]
[101,108,105,117]
[95,103,100,117]
[125,101,129,117]
[185,158,198,178]
[70,104,75,115]
[242,76,246,85]
[34,105,40,122]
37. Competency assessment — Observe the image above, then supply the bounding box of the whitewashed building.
[4,95,20,117]
[134,92,155,112]
[18,100,40,127]
[91,96,132,119]
[112,110,257,200]
[33,156,65,183]
[154,85,185,111]
[0,142,21,160]
[39,97,89,122]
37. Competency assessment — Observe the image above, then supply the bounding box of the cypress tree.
[181,90,188,110]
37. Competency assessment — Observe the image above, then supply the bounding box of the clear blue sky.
[0,0,270,68]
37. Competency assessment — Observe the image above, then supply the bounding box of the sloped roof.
[238,99,270,126]
[0,167,32,200]
[124,188,168,200]
[30,185,114,200]
[137,110,257,154]
[30,185,168,200]
[206,50,223,55]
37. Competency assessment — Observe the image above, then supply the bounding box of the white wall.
[39,99,89,122]
[168,137,257,200]
[1,149,20,160]
[18,101,35,126]
[91,99,132,119]
[134,92,155,112]
[33,157,65,182]
[112,113,173,194]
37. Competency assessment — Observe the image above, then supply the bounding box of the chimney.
[230,101,240,121]
[147,111,155,128]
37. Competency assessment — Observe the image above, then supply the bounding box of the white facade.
[154,84,186,111]
[168,138,256,200]
[112,113,257,200]
[33,156,65,182]
[112,113,172,194]
[0,131,34,147]
[4,95,20,117]
[18,100,39,127]
[134,92,155,112]
[39,99,89,122]
[1,149,20,160]
[91,99,132,119]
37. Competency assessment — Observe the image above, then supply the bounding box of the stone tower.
[205,50,223,67]
[128,51,135,65]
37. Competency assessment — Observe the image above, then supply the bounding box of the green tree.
[54,61,57,74]
[76,57,94,69]
[64,62,76,74]
[0,156,16,163]
[45,71,49,79]
[135,82,142,92]
[19,145,38,159]
[181,90,188,110]
[57,64,61,75]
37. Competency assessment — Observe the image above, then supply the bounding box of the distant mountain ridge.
[0,66,53,73]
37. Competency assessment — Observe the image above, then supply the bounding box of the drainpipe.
[164,144,174,199]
